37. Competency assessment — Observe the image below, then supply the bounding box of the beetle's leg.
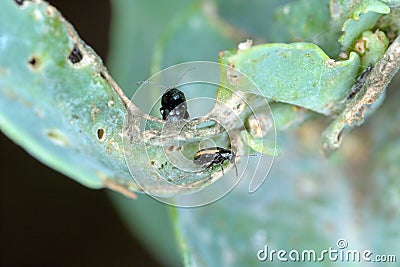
[205,161,214,169]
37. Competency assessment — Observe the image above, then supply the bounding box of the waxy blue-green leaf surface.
[107,1,239,267]
[221,43,360,115]
[215,0,292,41]
[358,30,389,66]
[108,0,191,97]
[3,0,400,267]
[107,1,196,266]
[338,0,390,50]
[0,0,137,194]
[271,0,341,57]
[174,126,357,266]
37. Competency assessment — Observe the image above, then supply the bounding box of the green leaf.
[240,103,315,156]
[322,36,399,153]
[175,84,400,264]
[107,0,191,97]
[1,0,240,201]
[367,88,400,253]
[271,0,341,56]
[219,43,361,115]
[215,0,292,41]
[106,2,198,267]
[269,102,316,131]
[338,0,390,50]
[175,131,358,267]
[5,1,400,267]
[106,2,241,266]
[240,131,279,156]
[151,2,239,71]
[380,0,400,6]
[0,0,138,196]
[357,30,389,67]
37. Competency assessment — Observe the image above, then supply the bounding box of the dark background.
[1,1,163,266]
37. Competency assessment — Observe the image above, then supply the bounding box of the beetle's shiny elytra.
[160,67,196,121]
[137,68,195,121]
[160,88,189,121]
[193,147,238,177]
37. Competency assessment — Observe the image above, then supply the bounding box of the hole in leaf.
[68,44,83,64]
[100,72,106,79]
[97,128,105,141]
[14,0,29,6]
[28,56,40,70]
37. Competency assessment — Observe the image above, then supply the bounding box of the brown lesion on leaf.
[354,39,367,55]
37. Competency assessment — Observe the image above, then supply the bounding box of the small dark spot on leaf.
[72,114,79,119]
[150,160,155,166]
[14,0,29,6]
[29,57,37,66]
[97,128,105,141]
[100,72,106,79]
[68,44,83,64]
[168,146,175,152]
[28,56,40,70]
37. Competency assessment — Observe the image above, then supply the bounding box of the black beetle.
[160,87,189,121]
[193,147,238,177]
[137,68,195,121]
